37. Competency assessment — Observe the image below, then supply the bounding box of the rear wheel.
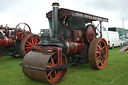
[88,38,108,70]
[20,34,40,57]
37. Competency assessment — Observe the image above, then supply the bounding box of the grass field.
[0,47,128,85]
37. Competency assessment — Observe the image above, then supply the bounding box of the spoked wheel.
[22,51,67,84]
[20,34,40,57]
[15,23,31,40]
[88,38,108,70]
[46,53,67,84]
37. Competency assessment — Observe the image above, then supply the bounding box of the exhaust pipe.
[52,2,59,38]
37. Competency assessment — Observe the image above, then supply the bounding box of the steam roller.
[21,2,109,84]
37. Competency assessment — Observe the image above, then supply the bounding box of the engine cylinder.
[65,41,84,55]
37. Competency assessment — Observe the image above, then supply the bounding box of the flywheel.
[85,25,96,43]
[15,23,31,40]
[88,38,108,70]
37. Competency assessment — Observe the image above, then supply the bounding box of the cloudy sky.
[0,0,128,33]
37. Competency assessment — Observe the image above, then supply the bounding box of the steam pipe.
[52,2,59,38]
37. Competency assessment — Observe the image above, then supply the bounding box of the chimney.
[52,2,59,38]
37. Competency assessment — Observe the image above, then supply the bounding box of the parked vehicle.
[102,31,121,49]
[102,31,109,44]
[108,27,127,39]
[120,38,128,46]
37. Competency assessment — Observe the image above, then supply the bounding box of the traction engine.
[0,23,40,59]
[21,3,109,84]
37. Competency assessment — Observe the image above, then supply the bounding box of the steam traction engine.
[0,23,40,59]
[22,3,109,84]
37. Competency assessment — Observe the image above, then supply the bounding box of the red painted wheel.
[15,23,31,40]
[46,54,67,84]
[85,25,96,43]
[88,38,108,70]
[20,34,40,57]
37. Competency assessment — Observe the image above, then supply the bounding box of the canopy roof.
[46,8,108,22]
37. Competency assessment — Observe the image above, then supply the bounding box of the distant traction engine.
[0,23,40,58]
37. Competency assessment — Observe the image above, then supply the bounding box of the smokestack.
[52,2,59,38]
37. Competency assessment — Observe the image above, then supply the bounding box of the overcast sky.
[0,0,128,33]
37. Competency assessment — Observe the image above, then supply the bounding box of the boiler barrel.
[0,35,15,47]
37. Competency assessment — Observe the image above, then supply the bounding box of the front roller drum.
[22,51,67,84]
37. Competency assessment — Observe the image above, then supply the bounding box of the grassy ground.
[0,47,128,85]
